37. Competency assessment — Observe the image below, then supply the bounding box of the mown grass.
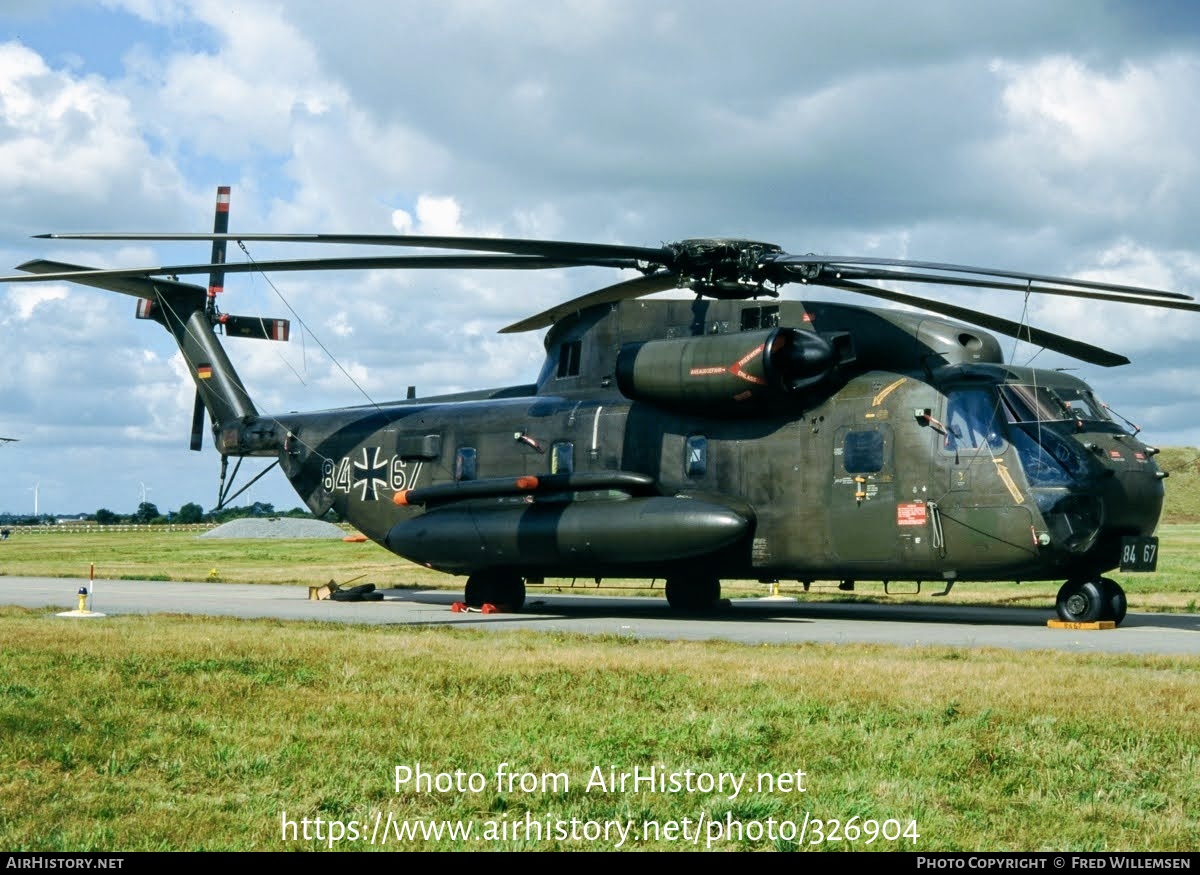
[1,606,1197,852]
[2,524,1199,613]
[3,462,1198,852]
[1157,447,1200,521]
[0,526,412,588]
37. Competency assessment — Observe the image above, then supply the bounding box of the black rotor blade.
[500,272,688,334]
[15,259,207,299]
[770,254,1191,301]
[29,232,1192,302]
[829,278,1129,367]
[804,265,1200,313]
[206,186,231,313]
[772,254,1185,302]
[189,391,206,451]
[35,232,673,266]
[3,254,637,284]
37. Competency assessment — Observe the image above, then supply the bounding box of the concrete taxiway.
[3,575,1198,655]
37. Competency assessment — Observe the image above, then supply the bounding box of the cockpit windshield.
[996,383,1109,489]
[999,384,1111,424]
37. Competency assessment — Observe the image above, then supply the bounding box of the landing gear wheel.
[664,575,721,613]
[1055,578,1105,623]
[1098,577,1127,625]
[464,571,526,611]
[496,573,526,612]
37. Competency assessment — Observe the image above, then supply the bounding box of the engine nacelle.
[615,327,852,414]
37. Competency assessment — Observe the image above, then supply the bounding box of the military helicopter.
[5,187,1195,626]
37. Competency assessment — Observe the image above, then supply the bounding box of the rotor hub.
[667,238,783,286]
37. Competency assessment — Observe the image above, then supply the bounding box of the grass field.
[1,606,1197,852]
[2,505,1198,852]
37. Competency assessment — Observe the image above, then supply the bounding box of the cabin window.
[945,388,1005,451]
[557,340,582,378]
[740,305,780,331]
[685,435,708,477]
[454,447,477,481]
[842,430,884,474]
[551,441,574,474]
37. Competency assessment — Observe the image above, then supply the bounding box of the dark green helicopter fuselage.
[217,298,1162,601]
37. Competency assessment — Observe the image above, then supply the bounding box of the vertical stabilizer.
[157,287,260,427]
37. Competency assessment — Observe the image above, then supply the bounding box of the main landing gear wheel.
[664,575,721,613]
[1055,577,1126,625]
[464,570,526,611]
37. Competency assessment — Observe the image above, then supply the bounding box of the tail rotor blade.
[207,186,230,315]
[189,390,206,451]
[191,184,229,448]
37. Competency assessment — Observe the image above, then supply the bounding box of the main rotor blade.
[806,265,1200,313]
[500,272,687,334]
[36,232,1189,303]
[4,254,634,284]
[15,259,207,299]
[35,232,673,266]
[772,254,1191,302]
[829,278,1130,367]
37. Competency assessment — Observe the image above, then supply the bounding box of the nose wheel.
[1055,577,1127,625]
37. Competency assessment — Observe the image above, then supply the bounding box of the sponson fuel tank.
[386,496,751,574]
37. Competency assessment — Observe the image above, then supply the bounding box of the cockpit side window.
[944,388,1005,451]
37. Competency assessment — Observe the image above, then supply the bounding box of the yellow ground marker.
[1046,620,1116,630]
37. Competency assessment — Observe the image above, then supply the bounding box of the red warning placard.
[897,502,927,526]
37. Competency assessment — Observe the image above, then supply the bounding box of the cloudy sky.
[0,0,1197,517]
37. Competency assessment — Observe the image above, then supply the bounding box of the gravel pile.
[199,518,348,539]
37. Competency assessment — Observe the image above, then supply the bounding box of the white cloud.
[391,195,465,236]
[996,55,1177,162]
[117,1,348,160]
[10,284,68,319]
[0,42,161,199]
[985,54,1200,228]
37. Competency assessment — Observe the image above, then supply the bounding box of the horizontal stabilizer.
[136,300,289,343]
[221,315,290,342]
